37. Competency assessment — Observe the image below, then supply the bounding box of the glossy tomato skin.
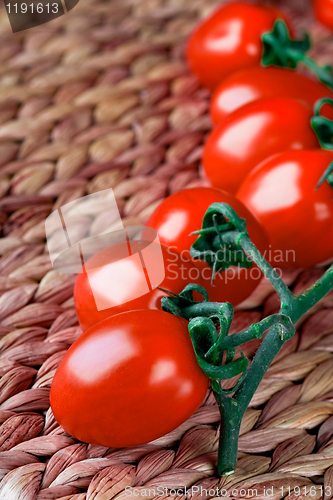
[50,310,209,447]
[186,2,293,90]
[74,242,202,332]
[203,97,319,194]
[210,67,333,124]
[146,187,269,305]
[314,0,333,30]
[237,149,333,268]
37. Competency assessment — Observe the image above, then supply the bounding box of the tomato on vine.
[50,309,209,447]
[74,242,202,332]
[210,67,333,125]
[146,187,269,305]
[314,0,333,31]
[203,96,319,194]
[237,149,333,268]
[186,1,293,90]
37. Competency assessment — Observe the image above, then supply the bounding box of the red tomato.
[203,97,319,194]
[314,0,333,30]
[186,2,293,90]
[146,187,269,305]
[237,149,333,268]
[74,241,202,332]
[210,67,333,125]
[50,310,209,447]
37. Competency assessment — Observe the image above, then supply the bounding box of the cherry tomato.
[237,149,333,268]
[146,187,269,305]
[314,0,333,31]
[203,97,319,194]
[74,241,202,332]
[50,309,209,447]
[186,2,293,90]
[210,67,333,125]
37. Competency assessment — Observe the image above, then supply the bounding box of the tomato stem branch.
[294,265,333,316]
[163,203,333,477]
[191,203,333,476]
[237,233,294,306]
[181,302,231,321]
[219,263,333,474]
[217,314,294,350]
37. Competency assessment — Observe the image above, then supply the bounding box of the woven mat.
[1,0,333,499]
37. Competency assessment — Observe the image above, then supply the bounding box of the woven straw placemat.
[1,0,333,498]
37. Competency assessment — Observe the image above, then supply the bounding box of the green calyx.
[310,98,333,190]
[262,20,333,90]
[161,283,294,395]
[190,203,252,282]
[262,19,310,69]
[311,98,333,190]
[160,283,224,320]
[312,98,333,150]
[161,284,247,388]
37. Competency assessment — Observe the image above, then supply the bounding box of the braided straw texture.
[1,0,333,498]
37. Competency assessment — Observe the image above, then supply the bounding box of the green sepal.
[190,203,252,277]
[226,348,236,365]
[262,20,333,89]
[196,356,249,381]
[188,317,219,364]
[311,98,333,151]
[262,20,310,68]
[311,98,333,190]
[159,283,208,318]
[189,317,249,381]
[316,160,333,191]
[311,115,333,151]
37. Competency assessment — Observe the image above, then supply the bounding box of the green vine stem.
[161,203,333,477]
[316,161,333,190]
[262,20,333,90]
[311,98,333,151]
[310,97,333,189]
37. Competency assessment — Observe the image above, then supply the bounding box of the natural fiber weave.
[1,0,333,498]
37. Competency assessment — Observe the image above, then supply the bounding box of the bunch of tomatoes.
[50,1,333,452]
